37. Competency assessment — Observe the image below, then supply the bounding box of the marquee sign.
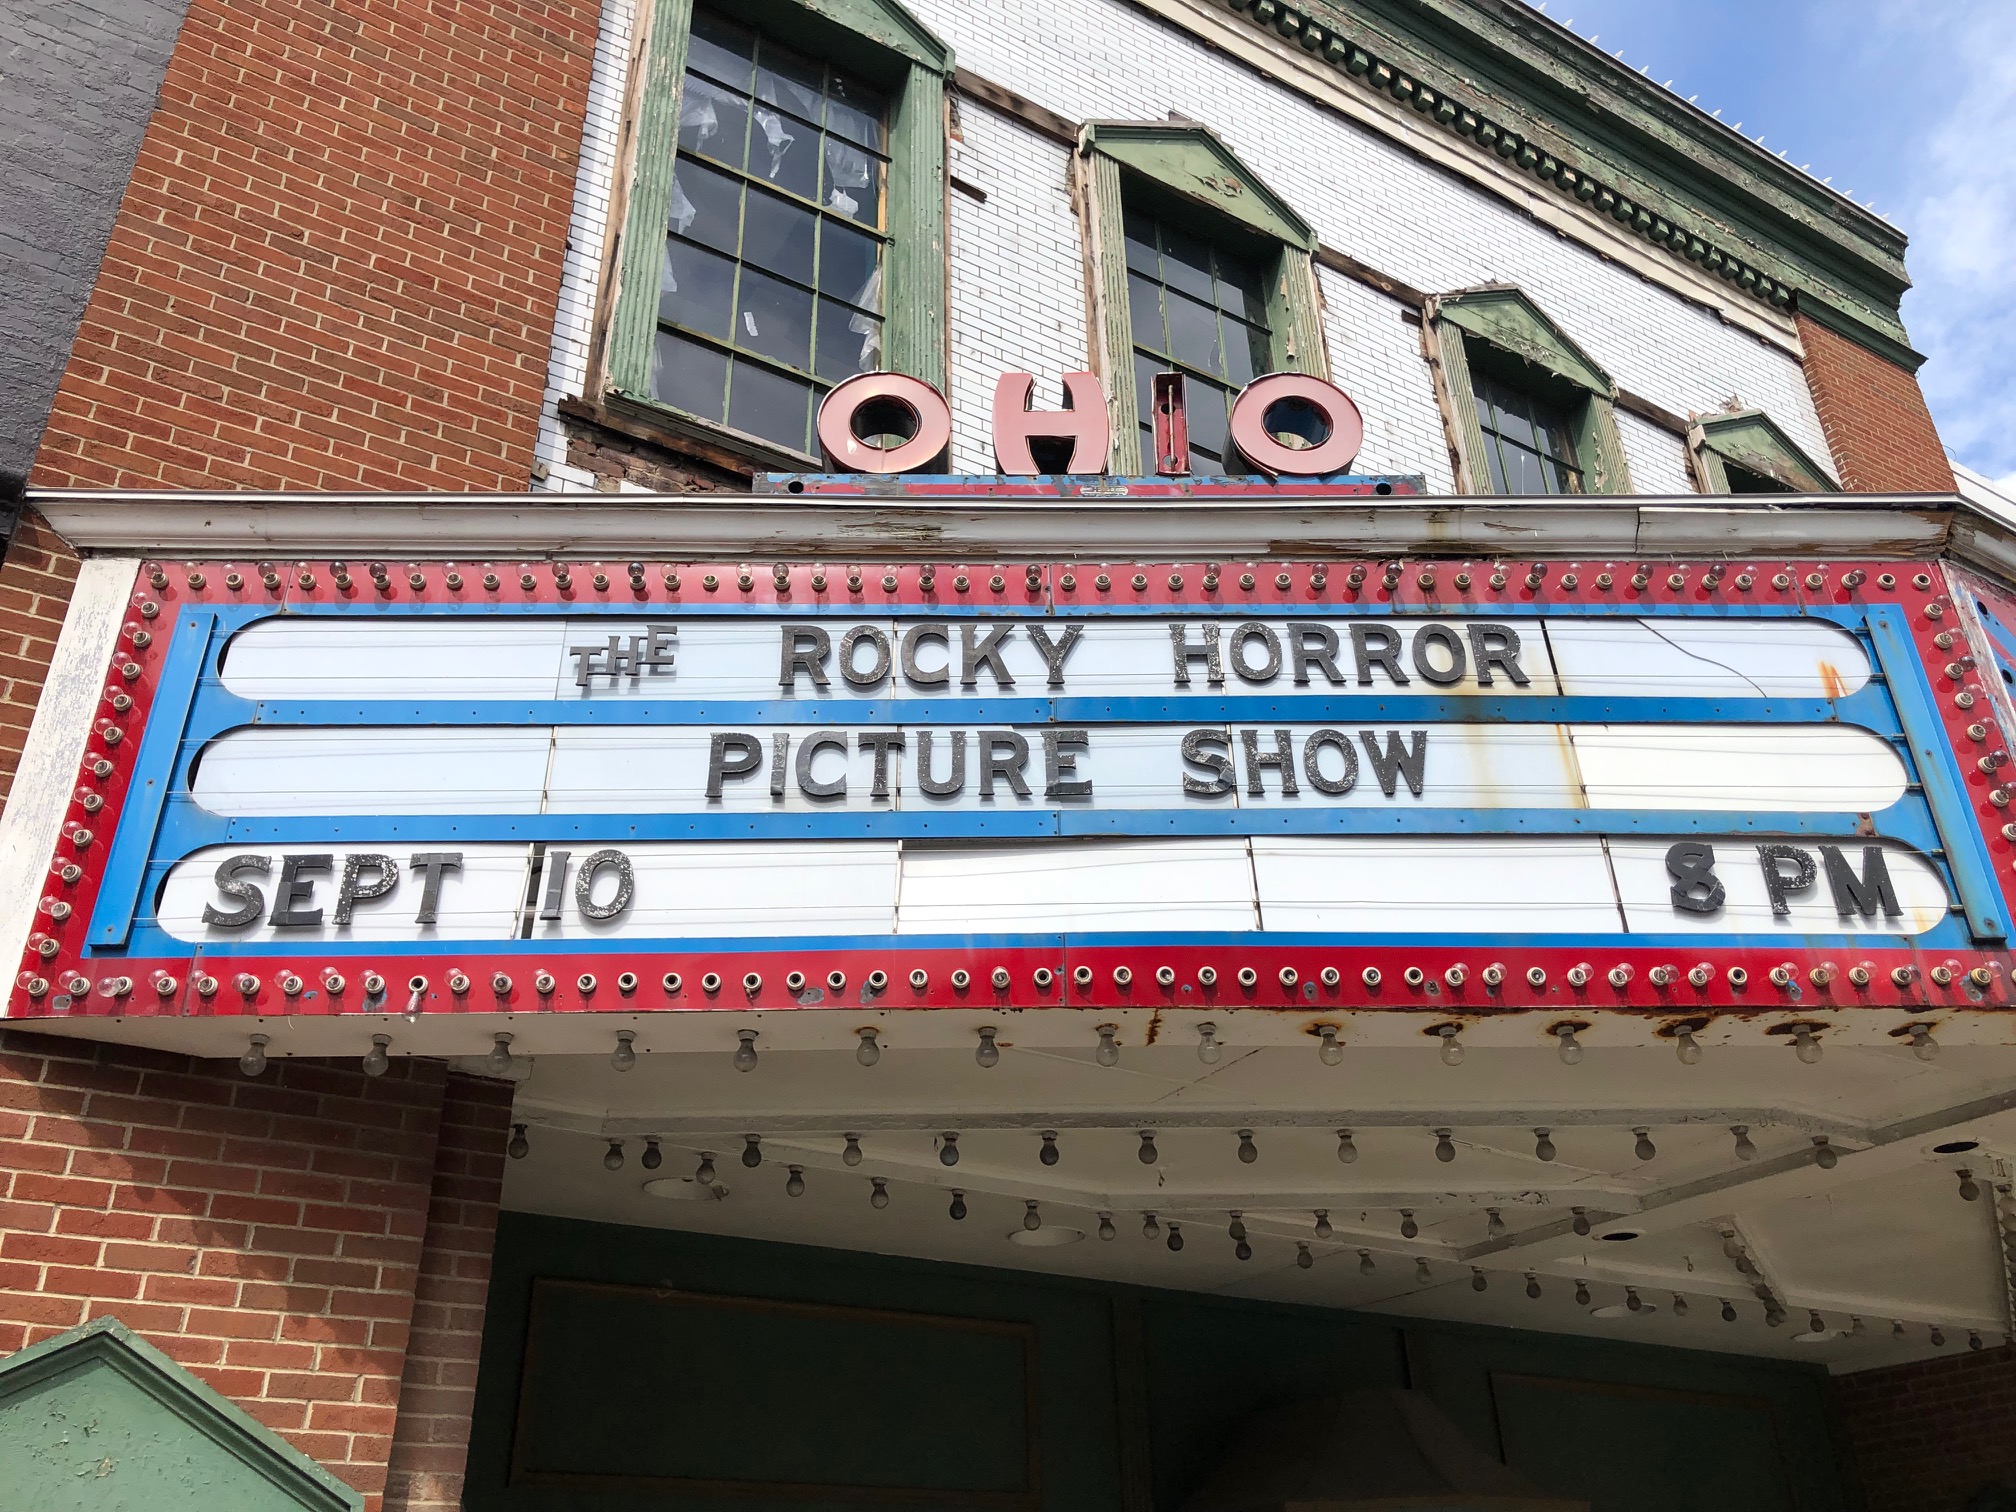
[16,553,2016,1019]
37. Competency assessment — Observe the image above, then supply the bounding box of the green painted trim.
[0,1316,362,1512]
[1214,0,1916,350]
[1428,314,1489,494]
[606,0,697,401]
[1275,248,1328,380]
[1083,149,1140,474]
[1081,123,1327,471]
[1696,409,1837,493]
[789,0,952,74]
[1081,122,1315,251]
[1576,393,1633,496]
[884,63,947,389]
[604,0,951,436]
[1793,290,1928,373]
[1436,285,1612,397]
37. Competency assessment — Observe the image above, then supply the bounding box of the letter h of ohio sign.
[14,372,2016,1030]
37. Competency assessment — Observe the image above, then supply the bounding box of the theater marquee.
[14,553,2015,1018]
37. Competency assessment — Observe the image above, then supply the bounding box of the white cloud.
[1888,1,2016,479]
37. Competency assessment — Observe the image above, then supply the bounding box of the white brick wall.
[1315,269,1450,488]
[1616,411,1695,496]
[533,0,635,493]
[947,109,1089,474]
[544,0,1832,493]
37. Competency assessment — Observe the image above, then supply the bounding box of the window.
[1724,462,1791,494]
[1125,211,1272,476]
[1426,286,1632,496]
[605,0,951,465]
[1473,372,1581,495]
[1079,123,1328,475]
[1689,409,1836,494]
[651,11,888,455]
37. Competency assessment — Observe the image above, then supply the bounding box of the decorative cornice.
[1204,0,1919,361]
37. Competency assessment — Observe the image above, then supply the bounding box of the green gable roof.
[0,1317,362,1512]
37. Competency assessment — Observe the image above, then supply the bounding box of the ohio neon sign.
[815,369,1366,479]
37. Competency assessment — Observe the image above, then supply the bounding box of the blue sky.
[1520,0,2014,488]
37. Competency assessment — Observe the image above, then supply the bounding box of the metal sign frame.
[15,553,2013,1021]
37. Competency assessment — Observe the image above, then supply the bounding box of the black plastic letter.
[1043,728,1092,799]
[410,852,464,925]
[979,730,1031,798]
[1665,842,1725,915]
[1181,729,1235,796]
[269,854,332,927]
[917,730,966,797]
[1350,625,1409,686]
[1820,844,1902,920]
[575,849,635,921]
[1026,624,1083,688]
[707,733,763,798]
[1359,730,1428,797]
[202,854,271,929]
[1170,623,1223,687]
[1302,729,1358,795]
[1410,624,1467,687]
[334,854,398,925]
[779,626,831,690]
[1228,623,1282,683]
[796,732,850,800]
[1757,844,1818,918]
[1467,624,1528,687]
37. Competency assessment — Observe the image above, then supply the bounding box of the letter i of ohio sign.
[14,381,2016,1026]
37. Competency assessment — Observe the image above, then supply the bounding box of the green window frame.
[1426,286,1633,496]
[1689,409,1837,494]
[1124,210,1277,476]
[1079,122,1328,475]
[606,0,952,467]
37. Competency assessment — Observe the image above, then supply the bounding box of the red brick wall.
[1797,312,1957,494]
[28,0,600,492]
[0,1027,511,1512]
[1833,1346,2016,1510]
[0,512,83,807]
[383,1072,514,1512]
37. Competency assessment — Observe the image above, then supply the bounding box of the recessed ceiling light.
[1933,1140,1982,1155]
[1599,1230,1641,1242]
[1591,1302,1658,1318]
[1792,1329,1842,1344]
[1008,1227,1085,1247]
[643,1177,727,1202]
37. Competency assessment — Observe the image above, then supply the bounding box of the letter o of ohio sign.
[1227,373,1365,479]
[816,372,954,473]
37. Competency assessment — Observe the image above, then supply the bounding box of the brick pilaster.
[383,1072,514,1512]
[1832,1345,2016,1510]
[1797,312,1956,493]
[0,1027,510,1512]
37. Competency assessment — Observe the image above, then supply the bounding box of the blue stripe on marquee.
[105,918,1980,960]
[1866,604,2005,941]
[89,612,217,949]
[81,594,1988,958]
